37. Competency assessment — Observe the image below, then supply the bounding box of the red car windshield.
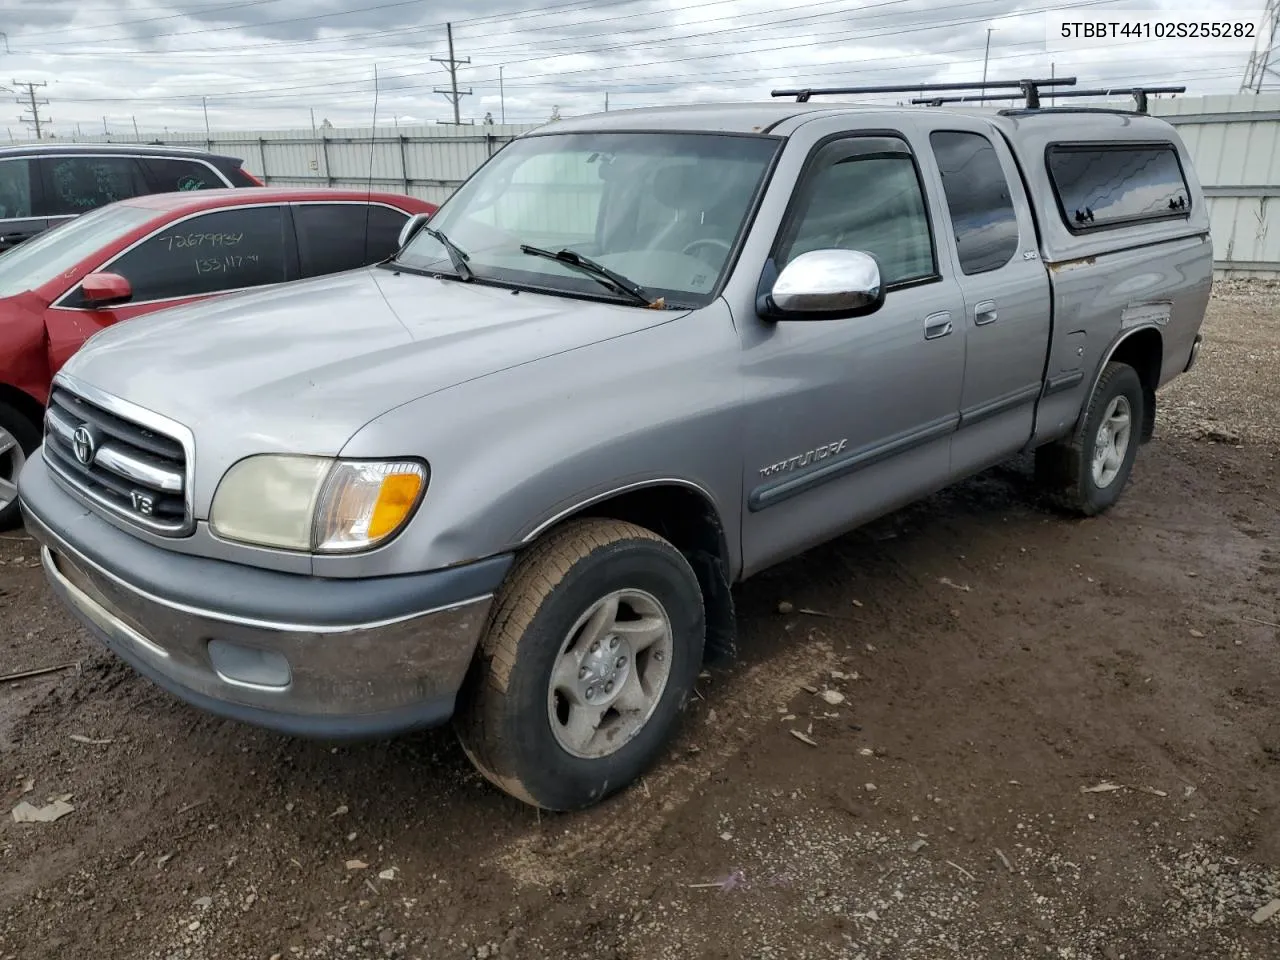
[0,203,158,298]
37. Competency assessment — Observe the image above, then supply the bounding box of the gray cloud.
[2,0,1254,136]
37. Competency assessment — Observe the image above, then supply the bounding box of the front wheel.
[455,518,705,810]
[1035,361,1145,516]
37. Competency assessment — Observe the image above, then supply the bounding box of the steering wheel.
[680,237,732,262]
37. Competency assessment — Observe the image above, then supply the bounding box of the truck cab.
[18,89,1212,812]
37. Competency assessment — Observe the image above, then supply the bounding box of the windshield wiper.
[520,244,659,308]
[421,226,473,281]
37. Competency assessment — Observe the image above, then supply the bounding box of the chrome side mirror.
[762,249,884,320]
[397,212,433,249]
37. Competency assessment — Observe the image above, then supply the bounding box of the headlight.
[210,455,427,553]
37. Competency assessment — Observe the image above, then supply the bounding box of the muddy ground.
[2,284,1278,960]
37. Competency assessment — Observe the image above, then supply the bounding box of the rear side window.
[293,203,408,278]
[85,205,289,304]
[0,158,34,219]
[139,157,222,193]
[1046,143,1189,231]
[43,156,149,216]
[930,131,1019,274]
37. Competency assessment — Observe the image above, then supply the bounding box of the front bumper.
[19,454,513,739]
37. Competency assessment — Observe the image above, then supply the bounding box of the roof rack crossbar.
[771,76,1076,108]
[911,85,1185,114]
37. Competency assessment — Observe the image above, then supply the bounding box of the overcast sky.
[0,0,1266,137]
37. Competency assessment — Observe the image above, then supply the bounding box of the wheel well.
[1108,328,1162,443]
[0,384,44,433]
[554,485,738,662]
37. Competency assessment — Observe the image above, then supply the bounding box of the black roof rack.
[770,77,1076,109]
[911,85,1185,114]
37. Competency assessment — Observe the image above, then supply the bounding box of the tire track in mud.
[491,632,841,888]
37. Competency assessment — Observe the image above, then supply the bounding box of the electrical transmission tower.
[432,22,472,125]
[14,80,49,139]
[1241,0,1280,93]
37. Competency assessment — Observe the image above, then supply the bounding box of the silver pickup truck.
[18,95,1211,811]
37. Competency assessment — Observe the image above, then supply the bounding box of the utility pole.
[1241,0,1280,92]
[102,116,109,136]
[431,22,472,124]
[132,115,139,139]
[605,91,610,112]
[981,28,994,86]
[13,80,49,140]
[499,65,505,124]
[202,96,211,136]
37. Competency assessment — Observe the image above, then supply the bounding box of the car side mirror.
[81,272,133,308]
[397,212,433,249]
[759,249,884,320]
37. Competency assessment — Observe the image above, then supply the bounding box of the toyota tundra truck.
[17,93,1212,811]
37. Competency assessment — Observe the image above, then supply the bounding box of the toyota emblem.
[72,426,96,466]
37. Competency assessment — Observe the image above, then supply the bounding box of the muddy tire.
[455,518,705,810]
[0,402,39,530]
[1035,361,1145,516]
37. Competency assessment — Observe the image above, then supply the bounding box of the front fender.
[324,300,746,580]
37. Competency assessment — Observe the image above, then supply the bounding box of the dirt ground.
[2,283,1278,960]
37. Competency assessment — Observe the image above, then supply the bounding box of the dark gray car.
[18,100,1212,811]
[0,143,261,252]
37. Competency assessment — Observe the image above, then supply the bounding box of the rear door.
[917,116,1052,475]
[0,157,48,252]
[291,202,410,278]
[39,154,150,231]
[44,203,296,372]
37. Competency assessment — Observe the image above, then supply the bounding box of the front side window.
[396,131,781,305]
[778,137,936,287]
[0,158,34,219]
[294,203,408,278]
[44,156,148,217]
[930,131,1019,275]
[1047,143,1189,231]
[71,205,289,305]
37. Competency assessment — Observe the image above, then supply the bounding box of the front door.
[737,127,967,577]
[918,117,1053,475]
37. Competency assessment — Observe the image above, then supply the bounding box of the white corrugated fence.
[23,93,1280,275]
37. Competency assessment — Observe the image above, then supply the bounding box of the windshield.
[396,131,780,305]
[0,203,158,298]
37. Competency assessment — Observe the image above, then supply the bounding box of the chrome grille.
[43,385,191,535]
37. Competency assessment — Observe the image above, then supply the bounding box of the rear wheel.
[1035,361,1144,516]
[0,402,39,530]
[456,518,705,810]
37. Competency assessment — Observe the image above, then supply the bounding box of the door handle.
[974,300,998,325]
[924,311,953,340]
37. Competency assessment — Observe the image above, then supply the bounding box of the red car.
[0,187,436,526]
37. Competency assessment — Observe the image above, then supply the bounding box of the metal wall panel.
[21,99,1280,274]
[1153,95,1280,277]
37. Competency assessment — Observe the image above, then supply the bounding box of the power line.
[431,22,472,124]
[25,0,658,49]
[29,0,1122,104]
[14,80,49,140]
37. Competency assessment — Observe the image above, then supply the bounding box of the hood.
[61,267,684,457]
